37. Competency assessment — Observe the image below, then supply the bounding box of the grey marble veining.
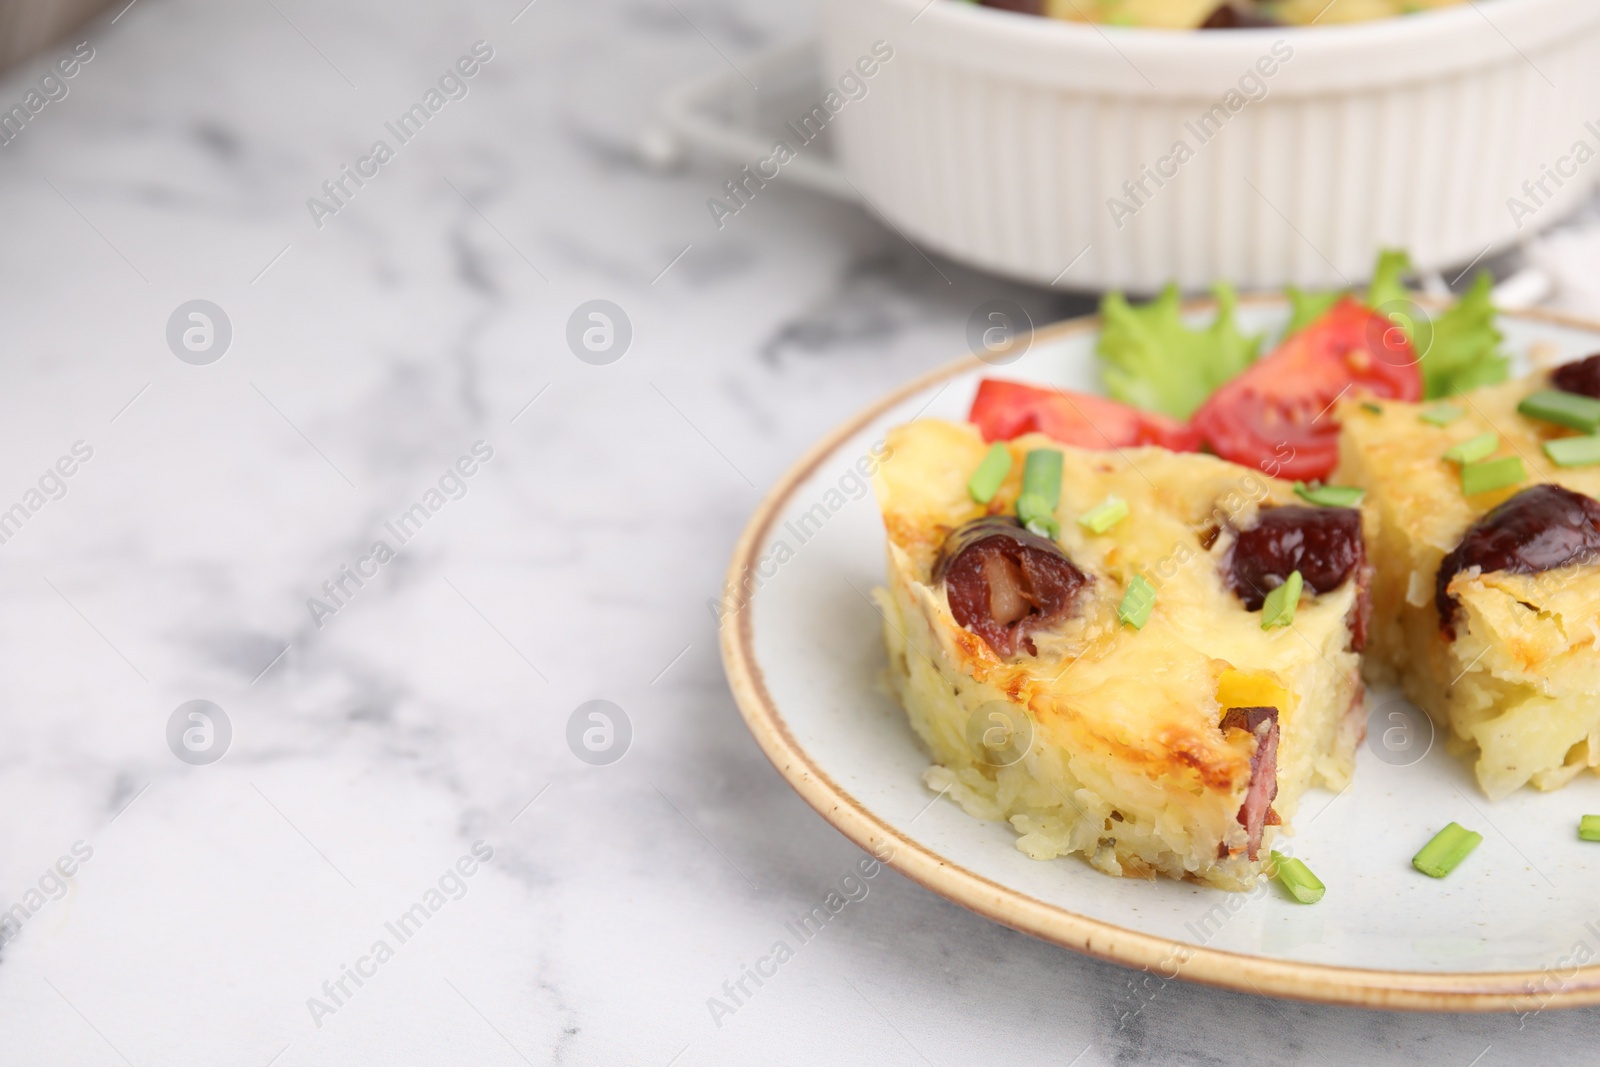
[0,0,1597,1063]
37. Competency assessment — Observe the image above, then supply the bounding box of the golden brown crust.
[874,419,1363,885]
[1337,375,1600,797]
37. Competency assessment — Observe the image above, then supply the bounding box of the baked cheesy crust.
[874,419,1363,889]
[1337,375,1600,799]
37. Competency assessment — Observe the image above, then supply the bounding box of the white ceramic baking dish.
[816,0,1600,291]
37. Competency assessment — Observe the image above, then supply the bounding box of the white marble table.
[0,0,1598,1063]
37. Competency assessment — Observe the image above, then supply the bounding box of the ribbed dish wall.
[823,0,1600,291]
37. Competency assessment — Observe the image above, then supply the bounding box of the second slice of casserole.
[1337,354,1600,800]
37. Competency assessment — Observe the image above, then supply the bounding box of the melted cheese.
[875,419,1363,887]
[1336,376,1600,797]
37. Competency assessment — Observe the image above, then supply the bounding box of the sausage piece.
[1220,706,1279,861]
[976,0,1044,13]
[935,517,1090,657]
[1551,353,1600,399]
[1437,483,1600,638]
[1201,3,1278,27]
[1224,505,1369,648]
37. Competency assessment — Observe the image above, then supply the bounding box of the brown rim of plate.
[717,297,1600,1013]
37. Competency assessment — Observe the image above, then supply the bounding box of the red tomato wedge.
[1191,297,1422,482]
[969,379,1203,452]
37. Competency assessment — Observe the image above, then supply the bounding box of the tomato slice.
[1191,297,1422,481]
[969,379,1203,452]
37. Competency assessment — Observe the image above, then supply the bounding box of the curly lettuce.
[1236,249,1507,400]
[1421,272,1509,397]
[1365,248,1413,315]
[1096,283,1263,420]
[1364,249,1508,399]
[1282,249,1409,338]
[1095,250,1509,414]
[1283,287,1343,338]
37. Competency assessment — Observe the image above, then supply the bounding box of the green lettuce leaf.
[1362,248,1508,397]
[1421,272,1509,397]
[1281,248,1507,398]
[1096,249,1508,413]
[1281,250,1410,339]
[1366,248,1412,312]
[1097,283,1263,419]
[1284,287,1344,337]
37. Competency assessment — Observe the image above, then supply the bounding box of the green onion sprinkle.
[1460,456,1526,496]
[1016,449,1063,538]
[1293,482,1365,508]
[1260,571,1303,630]
[1420,404,1465,427]
[1519,390,1600,434]
[1078,496,1129,534]
[1412,822,1482,879]
[1443,432,1498,465]
[1544,435,1600,469]
[1270,851,1325,904]
[1118,575,1156,630]
[967,443,1012,504]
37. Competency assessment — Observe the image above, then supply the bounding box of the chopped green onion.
[1443,431,1499,465]
[1260,570,1303,630]
[1118,575,1156,630]
[1023,521,1058,539]
[1078,496,1129,534]
[1293,482,1365,508]
[1360,401,1383,415]
[1460,456,1526,496]
[1017,449,1063,539]
[1412,822,1482,878]
[1579,815,1600,842]
[967,443,1012,504]
[1420,404,1465,427]
[1519,389,1600,433]
[1270,850,1325,904]
[1016,493,1059,539]
[1544,435,1600,469]
[1020,448,1063,503]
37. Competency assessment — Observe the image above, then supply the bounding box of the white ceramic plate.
[720,299,1600,1011]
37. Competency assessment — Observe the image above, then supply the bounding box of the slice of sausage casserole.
[873,418,1368,891]
[1337,355,1600,799]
